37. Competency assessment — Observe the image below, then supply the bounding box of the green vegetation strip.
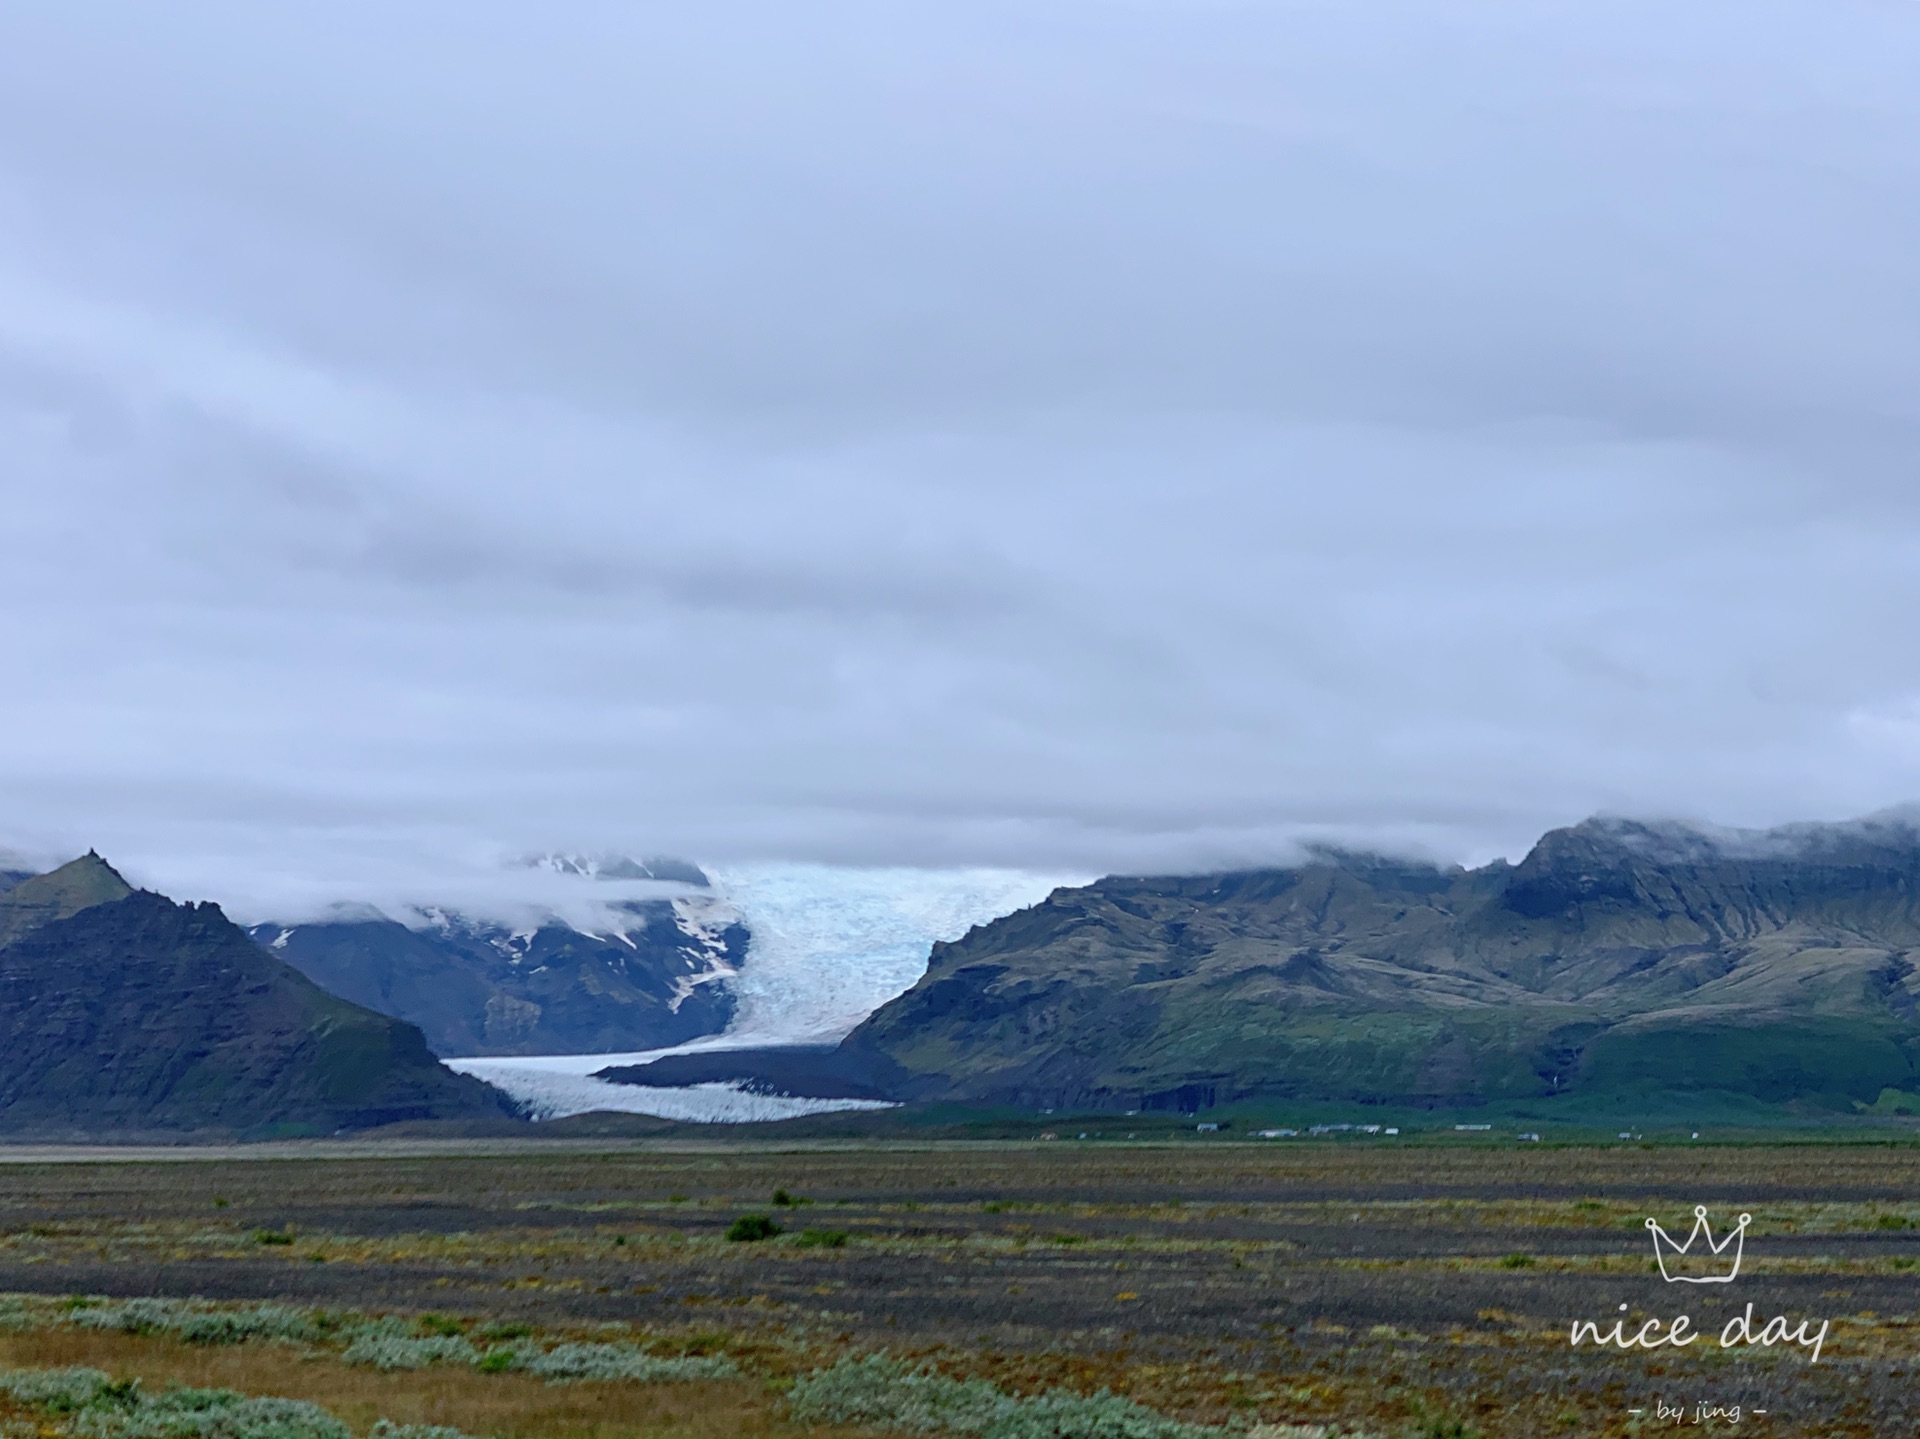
[0,1365,468,1439]
[1,1296,1372,1439]
[41,1299,736,1384]
[337,1325,733,1381]
[69,1300,320,1347]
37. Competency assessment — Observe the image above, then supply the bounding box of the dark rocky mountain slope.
[0,856,513,1137]
[815,816,1920,1111]
[250,868,742,1056]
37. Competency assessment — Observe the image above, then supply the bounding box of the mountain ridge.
[0,854,514,1138]
[728,814,1920,1112]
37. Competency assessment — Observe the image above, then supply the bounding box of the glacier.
[451,861,1074,1121]
[444,1052,895,1123]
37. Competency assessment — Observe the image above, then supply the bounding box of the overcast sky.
[4,1,1920,906]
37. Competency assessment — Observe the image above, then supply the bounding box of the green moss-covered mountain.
[838,816,1920,1111]
[0,856,514,1137]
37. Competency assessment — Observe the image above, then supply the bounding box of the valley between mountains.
[6,813,1920,1136]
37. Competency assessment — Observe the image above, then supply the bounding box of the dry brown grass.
[0,1330,850,1439]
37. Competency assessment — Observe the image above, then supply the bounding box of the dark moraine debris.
[596,1043,913,1102]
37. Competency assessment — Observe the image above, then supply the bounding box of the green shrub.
[417,1314,464,1337]
[340,1316,411,1342]
[80,1389,352,1439]
[341,1335,478,1371]
[250,1230,294,1247]
[787,1354,1223,1439]
[520,1343,737,1384]
[772,1189,795,1208]
[0,1366,114,1414]
[726,1215,782,1242]
[1498,1254,1534,1269]
[795,1229,849,1249]
[67,1300,320,1346]
[0,1297,59,1334]
[475,1351,515,1374]
[369,1424,471,1439]
[0,1365,478,1439]
[0,1370,348,1439]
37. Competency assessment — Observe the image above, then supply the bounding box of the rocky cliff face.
[840,816,1920,1110]
[0,856,513,1137]
[251,888,742,1057]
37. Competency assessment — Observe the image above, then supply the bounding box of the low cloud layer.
[4,2,1920,907]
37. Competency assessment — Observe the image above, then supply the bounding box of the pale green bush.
[332,1332,731,1383]
[0,1366,479,1439]
[67,1299,320,1347]
[369,1422,472,1439]
[517,1342,737,1384]
[0,1366,115,1413]
[0,1297,58,1334]
[336,1316,411,1342]
[72,1389,351,1439]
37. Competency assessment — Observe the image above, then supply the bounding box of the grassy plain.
[0,1138,1916,1438]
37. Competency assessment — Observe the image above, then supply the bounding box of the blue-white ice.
[699,863,1074,1047]
[442,1053,895,1123]
[453,862,1076,1122]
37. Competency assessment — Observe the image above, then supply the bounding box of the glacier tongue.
[443,1053,894,1123]
[700,863,1073,1047]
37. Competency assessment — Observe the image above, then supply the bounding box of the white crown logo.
[1646,1205,1751,1284]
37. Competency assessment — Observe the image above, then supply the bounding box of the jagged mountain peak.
[0,851,137,950]
[521,853,709,886]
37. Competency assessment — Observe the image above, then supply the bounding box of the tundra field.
[0,1140,1915,1439]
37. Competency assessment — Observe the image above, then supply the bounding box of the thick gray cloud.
[3,0,1920,906]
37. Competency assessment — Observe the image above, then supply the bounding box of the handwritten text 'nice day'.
[1571,1303,1829,1363]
